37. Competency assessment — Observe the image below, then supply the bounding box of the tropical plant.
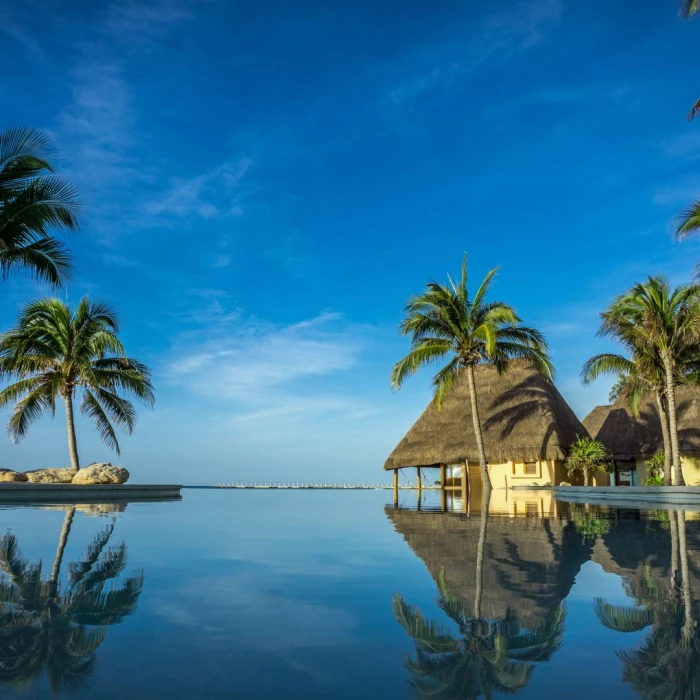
[565,437,610,486]
[0,127,79,287]
[0,509,144,693]
[0,297,154,470]
[643,451,667,486]
[596,277,700,486]
[391,255,553,492]
[392,572,565,699]
[569,503,612,542]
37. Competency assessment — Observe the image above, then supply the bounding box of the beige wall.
[635,456,700,485]
[448,459,609,488]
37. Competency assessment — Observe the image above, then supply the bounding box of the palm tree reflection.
[0,507,144,694]
[596,509,700,699]
[393,495,565,698]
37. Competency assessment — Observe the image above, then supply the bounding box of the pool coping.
[0,483,182,502]
[554,485,700,508]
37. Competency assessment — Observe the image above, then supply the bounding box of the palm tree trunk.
[474,491,490,620]
[583,470,589,487]
[50,507,76,595]
[466,365,492,493]
[656,392,673,486]
[670,509,680,592]
[662,354,685,486]
[677,511,695,638]
[64,393,80,470]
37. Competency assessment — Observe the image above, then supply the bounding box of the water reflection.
[0,506,143,695]
[596,508,700,698]
[387,493,700,698]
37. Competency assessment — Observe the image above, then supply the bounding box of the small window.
[524,462,538,476]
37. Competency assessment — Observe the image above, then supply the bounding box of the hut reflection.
[388,493,589,697]
[0,505,144,695]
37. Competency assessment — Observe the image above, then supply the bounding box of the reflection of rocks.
[39,503,127,516]
[72,463,129,485]
[0,470,27,482]
[24,467,78,483]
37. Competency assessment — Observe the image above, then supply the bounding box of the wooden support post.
[462,461,468,513]
[393,469,399,506]
[416,467,422,510]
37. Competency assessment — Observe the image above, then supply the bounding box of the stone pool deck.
[0,483,182,503]
[554,485,700,509]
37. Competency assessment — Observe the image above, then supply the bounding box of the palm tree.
[0,297,155,470]
[681,1,700,123]
[0,511,144,693]
[393,571,565,698]
[391,256,553,492]
[565,436,610,487]
[0,127,79,287]
[597,277,700,486]
[582,351,675,484]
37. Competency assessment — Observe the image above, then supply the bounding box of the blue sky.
[1,0,699,485]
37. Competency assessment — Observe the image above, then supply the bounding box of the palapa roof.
[583,385,700,460]
[384,361,587,470]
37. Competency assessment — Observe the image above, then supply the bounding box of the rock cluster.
[72,463,129,485]
[0,463,130,485]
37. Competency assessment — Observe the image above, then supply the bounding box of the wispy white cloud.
[143,158,253,223]
[386,0,561,107]
[661,131,700,162]
[104,0,198,44]
[168,311,360,401]
[162,305,378,431]
[653,175,700,207]
[0,10,46,60]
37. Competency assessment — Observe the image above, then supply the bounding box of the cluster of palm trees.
[582,277,700,486]
[0,127,153,470]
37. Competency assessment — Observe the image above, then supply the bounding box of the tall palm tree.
[0,297,154,470]
[582,351,675,484]
[597,277,700,486]
[0,127,79,287]
[0,511,144,694]
[391,256,553,492]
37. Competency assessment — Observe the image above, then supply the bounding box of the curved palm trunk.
[670,509,680,592]
[64,393,80,471]
[474,491,490,621]
[663,354,685,486]
[466,366,492,493]
[50,507,76,595]
[677,511,695,638]
[656,393,673,486]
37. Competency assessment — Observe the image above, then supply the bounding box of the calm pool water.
[0,489,698,698]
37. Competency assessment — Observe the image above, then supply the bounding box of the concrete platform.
[0,483,182,503]
[554,485,700,509]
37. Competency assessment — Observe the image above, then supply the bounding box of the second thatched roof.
[583,385,700,460]
[384,361,587,470]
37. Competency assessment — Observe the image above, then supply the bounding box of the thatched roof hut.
[583,386,700,460]
[384,362,587,470]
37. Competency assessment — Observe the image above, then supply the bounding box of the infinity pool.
[0,489,697,698]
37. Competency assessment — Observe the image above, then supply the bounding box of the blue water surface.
[0,489,694,698]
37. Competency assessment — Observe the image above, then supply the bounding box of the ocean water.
[0,488,697,698]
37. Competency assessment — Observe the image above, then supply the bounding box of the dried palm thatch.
[384,361,586,470]
[583,386,700,460]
